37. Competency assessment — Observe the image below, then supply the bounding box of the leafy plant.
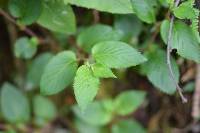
[73,90,146,131]
[0,83,30,124]
[0,0,199,132]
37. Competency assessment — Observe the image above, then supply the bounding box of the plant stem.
[93,10,100,24]
[0,9,47,44]
[192,64,200,120]
[166,0,187,103]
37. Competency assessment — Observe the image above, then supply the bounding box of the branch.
[166,0,187,103]
[192,64,200,120]
[0,9,47,44]
[93,10,100,24]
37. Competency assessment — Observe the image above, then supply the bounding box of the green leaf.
[141,47,179,94]
[114,90,146,116]
[40,51,78,95]
[33,95,57,126]
[158,0,169,7]
[73,100,113,126]
[0,83,30,123]
[37,0,76,34]
[92,63,116,78]
[8,0,42,25]
[131,0,156,23]
[27,52,53,89]
[92,41,147,68]
[114,15,142,41]
[65,0,133,14]
[160,20,200,63]
[14,37,38,59]
[75,119,107,133]
[190,4,200,43]
[173,1,196,20]
[183,82,195,93]
[77,24,122,53]
[74,65,100,111]
[112,119,146,133]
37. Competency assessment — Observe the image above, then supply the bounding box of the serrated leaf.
[27,52,53,89]
[191,4,200,43]
[40,51,78,95]
[8,0,42,25]
[131,0,156,23]
[112,119,146,133]
[0,83,30,124]
[173,1,196,19]
[160,20,200,63]
[92,41,147,68]
[77,24,122,53]
[73,100,113,126]
[65,0,133,14]
[114,90,146,116]
[74,65,100,111]
[141,47,180,94]
[37,0,76,34]
[92,63,116,78]
[33,95,57,126]
[14,37,38,59]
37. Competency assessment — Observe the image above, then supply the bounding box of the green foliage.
[73,90,146,126]
[77,24,122,53]
[173,1,196,19]
[161,20,200,63]
[1,0,199,131]
[172,0,200,43]
[190,0,200,43]
[112,119,146,133]
[75,119,107,133]
[73,100,113,126]
[0,83,30,124]
[92,41,147,68]
[14,37,38,59]
[27,52,53,89]
[113,90,146,115]
[92,63,116,78]
[40,51,78,95]
[141,46,180,94]
[33,95,57,126]
[64,0,133,14]
[74,65,100,111]
[8,0,42,25]
[183,82,195,92]
[114,15,142,41]
[37,0,76,34]
[131,0,156,23]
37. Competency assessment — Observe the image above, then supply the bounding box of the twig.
[93,10,100,24]
[166,0,187,103]
[68,36,88,61]
[148,21,162,47]
[192,64,200,120]
[0,9,47,44]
